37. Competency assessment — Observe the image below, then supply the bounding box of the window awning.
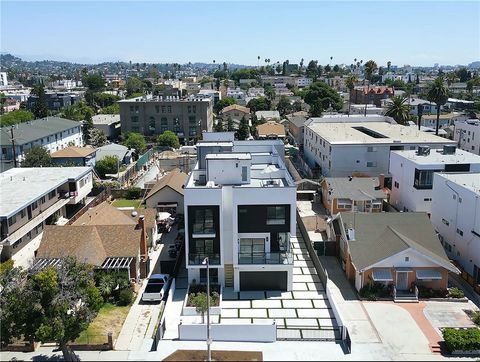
[416,269,442,280]
[372,268,393,281]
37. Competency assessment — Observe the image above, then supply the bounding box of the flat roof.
[92,114,120,125]
[196,142,233,147]
[206,153,251,160]
[307,122,456,145]
[392,148,480,165]
[435,172,480,194]
[325,177,386,200]
[0,167,92,218]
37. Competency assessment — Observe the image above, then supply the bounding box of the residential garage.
[240,271,288,291]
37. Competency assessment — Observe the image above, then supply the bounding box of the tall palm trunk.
[435,106,440,135]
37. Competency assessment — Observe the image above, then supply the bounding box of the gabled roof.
[338,212,457,273]
[287,116,308,128]
[256,121,286,137]
[145,169,188,200]
[361,86,394,95]
[74,202,137,226]
[51,146,96,158]
[221,104,250,114]
[121,208,157,230]
[36,224,141,266]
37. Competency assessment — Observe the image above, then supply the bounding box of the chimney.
[138,215,148,261]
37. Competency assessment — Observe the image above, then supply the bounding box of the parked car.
[142,273,170,302]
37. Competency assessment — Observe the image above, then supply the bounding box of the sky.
[1,1,479,67]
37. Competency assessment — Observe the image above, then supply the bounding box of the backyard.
[75,303,130,345]
[111,199,145,209]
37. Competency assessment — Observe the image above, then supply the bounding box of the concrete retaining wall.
[178,322,277,342]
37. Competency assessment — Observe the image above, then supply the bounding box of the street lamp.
[202,257,212,362]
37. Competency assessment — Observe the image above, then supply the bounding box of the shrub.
[443,328,480,352]
[417,286,448,299]
[471,311,480,326]
[449,287,465,299]
[125,186,142,200]
[118,287,134,306]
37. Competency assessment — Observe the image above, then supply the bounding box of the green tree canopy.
[22,145,52,167]
[157,130,180,149]
[100,103,120,114]
[94,93,120,108]
[214,119,224,132]
[125,77,145,96]
[226,117,235,132]
[276,96,292,116]
[247,97,271,113]
[427,76,449,135]
[236,116,250,140]
[95,155,119,178]
[214,97,236,114]
[61,102,94,122]
[303,81,343,116]
[32,84,48,119]
[0,109,34,127]
[123,132,146,154]
[88,128,107,147]
[384,95,411,125]
[82,74,105,92]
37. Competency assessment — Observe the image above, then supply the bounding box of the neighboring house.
[295,77,313,88]
[454,119,480,155]
[145,169,188,215]
[350,86,394,107]
[304,117,456,177]
[0,167,93,266]
[118,96,213,143]
[256,121,286,140]
[260,76,296,87]
[92,114,121,140]
[350,104,384,115]
[184,132,297,291]
[381,97,439,116]
[197,89,221,106]
[51,146,96,167]
[328,212,459,297]
[0,72,8,86]
[445,98,475,112]
[255,110,280,122]
[0,117,83,172]
[321,177,387,214]
[389,146,480,214]
[27,92,80,110]
[431,173,480,284]
[226,88,246,105]
[220,104,251,125]
[421,112,461,129]
[3,98,20,113]
[247,87,265,98]
[34,216,149,281]
[95,143,134,165]
[286,115,307,146]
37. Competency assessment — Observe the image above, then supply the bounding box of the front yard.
[75,303,130,344]
[111,199,145,209]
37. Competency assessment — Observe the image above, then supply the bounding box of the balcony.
[238,243,294,265]
[188,253,221,266]
[191,224,216,238]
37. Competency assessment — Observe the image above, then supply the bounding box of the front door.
[27,205,32,220]
[396,271,409,290]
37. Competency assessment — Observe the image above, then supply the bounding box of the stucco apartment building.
[118,96,213,143]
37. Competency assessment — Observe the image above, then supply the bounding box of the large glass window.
[193,209,214,234]
[266,206,286,225]
[148,117,156,132]
[189,126,197,136]
[414,169,438,189]
[240,238,265,254]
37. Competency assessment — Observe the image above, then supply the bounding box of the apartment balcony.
[238,243,294,265]
[188,253,221,266]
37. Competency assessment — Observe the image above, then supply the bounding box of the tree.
[88,128,107,147]
[306,60,318,80]
[123,132,146,154]
[125,77,145,96]
[0,109,34,127]
[94,93,120,108]
[191,292,208,323]
[247,97,271,113]
[277,96,291,116]
[61,102,94,122]
[364,60,378,83]
[387,61,391,72]
[22,145,52,167]
[82,110,94,145]
[82,74,105,92]
[226,117,235,132]
[32,84,48,119]
[95,155,119,178]
[100,103,120,114]
[345,75,358,115]
[384,95,411,125]
[455,67,471,83]
[157,130,180,149]
[303,81,343,116]
[214,119,224,132]
[427,76,449,135]
[214,97,236,114]
[236,116,250,140]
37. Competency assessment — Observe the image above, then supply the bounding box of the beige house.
[145,169,188,215]
[220,104,251,128]
[256,121,286,140]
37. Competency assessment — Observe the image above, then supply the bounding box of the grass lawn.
[111,199,145,209]
[75,303,130,345]
[163,350,263,361]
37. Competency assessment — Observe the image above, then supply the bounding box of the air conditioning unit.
[417,145,430,156]
[443,145,456,155]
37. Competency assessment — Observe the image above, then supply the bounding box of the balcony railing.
[188,253,221,265]
[238,244,294,265]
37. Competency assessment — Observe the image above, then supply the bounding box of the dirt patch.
[163,349,263,361]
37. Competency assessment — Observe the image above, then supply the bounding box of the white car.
[142,273,170,302]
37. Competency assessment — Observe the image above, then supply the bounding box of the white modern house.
[389,146,480,214]
[454,119,480,156]
[184,132,296,291]
[295,77,313,88]
[304,116,455,177]
[0,167,93,267]
[0,117,83,172]
[431,172,480,283]
[226,88,246,105]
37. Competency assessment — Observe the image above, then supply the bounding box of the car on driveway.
[142,273,170,302]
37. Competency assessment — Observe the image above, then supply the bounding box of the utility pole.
[10,126,17,168]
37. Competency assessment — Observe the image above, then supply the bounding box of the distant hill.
[469,61,480,69]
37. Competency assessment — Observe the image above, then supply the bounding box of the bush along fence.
[69,332,113,351]
[442,328,480,355]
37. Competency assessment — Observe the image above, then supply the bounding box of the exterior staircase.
[393,286,419,303]
[224,264,234,287]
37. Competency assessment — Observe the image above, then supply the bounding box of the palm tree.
[345,75,358,115]
[257,55,260,67]
[427,76,449,135]
[384,95,411,125]
[387,61,391,72]
[364,60,378,83]
[445,72,458,87]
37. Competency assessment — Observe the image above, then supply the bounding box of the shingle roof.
[256,121,286,137]
[145,169,188,200]
[221,104,250,114]
[324,177,387,201]
[287,115,307,128]
[339,212,458,273]
[0,117,81,146]
[121,208,157,230]
[50,146,96,158]
[37,224,141,265]
[73,202,137,226]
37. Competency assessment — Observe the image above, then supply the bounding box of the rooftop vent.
[417,145,430,156]
[443,145,456,155]
[131,211,138,217]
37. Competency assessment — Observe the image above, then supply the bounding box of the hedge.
[442,328,480,352]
